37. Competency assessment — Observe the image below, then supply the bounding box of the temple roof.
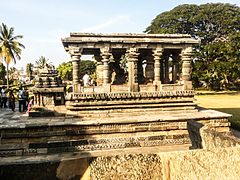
[62,33,200,51]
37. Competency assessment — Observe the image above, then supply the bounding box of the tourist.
[8,90,15,112]
[111,69,116,84]
[18,86,27,112]
[1,86,8,108]
[82,73,90,86]
[27,96,34,114]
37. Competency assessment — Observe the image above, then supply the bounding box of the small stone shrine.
[33,67,65,106]
[62,33,198,113]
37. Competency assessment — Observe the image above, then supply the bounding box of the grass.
[195,93,240,130]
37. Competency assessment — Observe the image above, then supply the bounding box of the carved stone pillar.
[127,48,139,92]
[71,55,81,84]
[153,48,163,85]
[94,54,103,85]
[181,46,193,90]
[70,47,81,93]
[100,47,111,85]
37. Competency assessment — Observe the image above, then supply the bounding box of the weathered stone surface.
[90,154,162,180]
[161,147,240,180]
[1,130,240,180]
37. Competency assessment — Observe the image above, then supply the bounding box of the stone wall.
[90,154,162,180]
[200,127,240,150]
[160,146,240,180]
[2,146,240,180]
[188,120,240,150]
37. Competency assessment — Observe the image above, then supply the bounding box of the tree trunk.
[6,63,9,89]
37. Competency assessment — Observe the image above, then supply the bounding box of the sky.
[0,0,239,70]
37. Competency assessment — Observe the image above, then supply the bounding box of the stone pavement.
[0,102,28,125]
[0,107,231,129]
[0,108,23,123]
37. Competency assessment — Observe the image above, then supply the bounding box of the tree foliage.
[57,60,96,81]
[145,3,240,90]
[0,23,25,88]
[35,56,53,70]
[0,63,6,84]
[79,60,96,78]
[57,62,73,81]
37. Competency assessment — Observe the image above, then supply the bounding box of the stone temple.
[1,33,240,180]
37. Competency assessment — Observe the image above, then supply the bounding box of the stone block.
[37,148,48,154]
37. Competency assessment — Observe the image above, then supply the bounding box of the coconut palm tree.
[0,23,25,88]
[35,56,53,69]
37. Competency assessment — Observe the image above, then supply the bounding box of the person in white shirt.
[18,86,27,112]
[82,73,90,86]
[1,86,7,108]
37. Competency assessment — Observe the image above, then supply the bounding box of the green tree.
[57,62,73,81]
[145,3,240,90]
[57,60,96,81]
[35,56,53,70]
[9,66,17,83]
[79,60,96,78]
[0,23,25,88]
[0,63,6,84]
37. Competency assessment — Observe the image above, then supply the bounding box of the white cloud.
[80,15,134,33]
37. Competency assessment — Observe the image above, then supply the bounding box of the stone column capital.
[182,46,193,53]
[69,47,82,56]
[71,55,81,62]
[100,47,110,54]
[100,47,111,61]
[152,48,163,62]
[153,47,163,55]
[181,46,193,61]
[127,48,139,62]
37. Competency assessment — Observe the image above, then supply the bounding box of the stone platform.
[0,108,231,157]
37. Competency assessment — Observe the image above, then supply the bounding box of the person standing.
[8,90,15,111]
[82,73,90,86]
[1,86,7,108]
[27,96,34,114]
[18,86,27,112]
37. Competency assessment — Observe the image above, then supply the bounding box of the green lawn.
[195,93,240,130]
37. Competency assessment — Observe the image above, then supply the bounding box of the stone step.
[0,133,191,157]
[67,102,197,111]
[0,121,189,140]
[69,98,194,106]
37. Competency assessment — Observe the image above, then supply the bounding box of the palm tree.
[9,66,17,81]
[0,23,25,88]
[35,56,53,69]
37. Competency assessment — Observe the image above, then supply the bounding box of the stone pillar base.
[129,83,139,92]
[182,81,192,90]
[103,84,111,93]
[73,84,81,93]
[153,81,161,91]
